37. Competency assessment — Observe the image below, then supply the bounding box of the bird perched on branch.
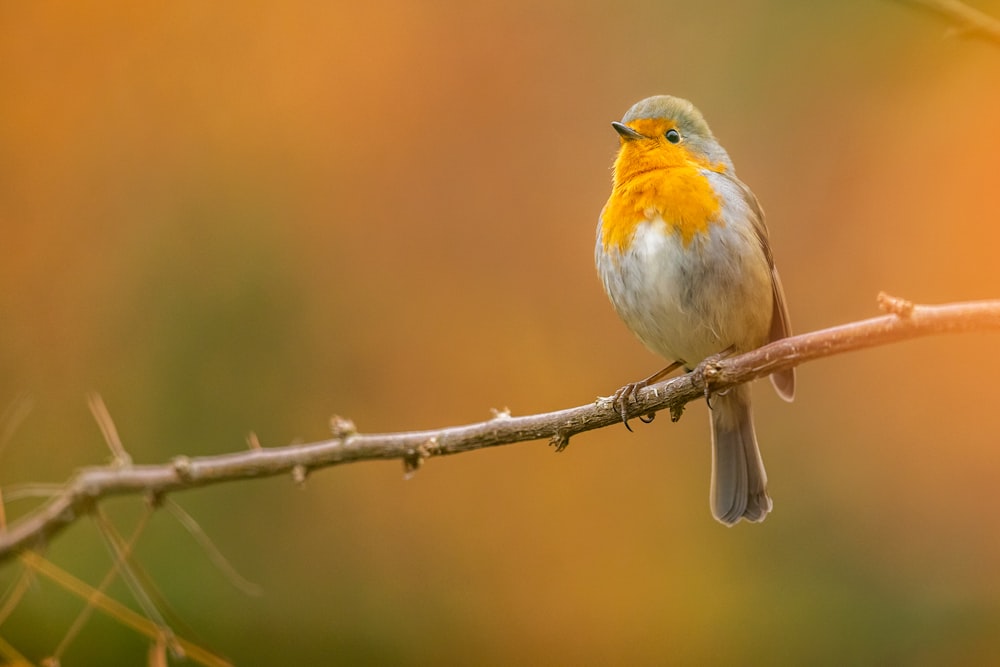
[595,95,795,525]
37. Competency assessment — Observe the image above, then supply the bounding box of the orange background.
[2,1,1000,664]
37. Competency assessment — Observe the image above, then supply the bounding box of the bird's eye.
[665,129,681,144]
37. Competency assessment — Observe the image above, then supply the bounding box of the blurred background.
[2,0,1000,664]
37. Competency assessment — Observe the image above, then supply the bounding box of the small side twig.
[50,507,154,662]
[88,393,131,467]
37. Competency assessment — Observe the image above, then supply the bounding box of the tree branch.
[2,294,999,563]
[896,0,1000,45]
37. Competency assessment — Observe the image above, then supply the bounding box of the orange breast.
[600,131,726,253]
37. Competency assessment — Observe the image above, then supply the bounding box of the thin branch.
[51,507,153,661]
[19,552,232,667]
[0,568,32,628]
[897,0,1000,45]
[91,509,177,654]
[162,498,263,597]
[0,633,31,667]
[1,294,999,563]
[88,393,132,467]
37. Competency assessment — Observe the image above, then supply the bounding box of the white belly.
[596,216,773,368]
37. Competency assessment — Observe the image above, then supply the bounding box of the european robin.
[595,95,795,525]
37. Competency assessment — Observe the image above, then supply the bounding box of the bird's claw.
[698,346,734,410]
[611,381,647,432]
[610,361,683,430]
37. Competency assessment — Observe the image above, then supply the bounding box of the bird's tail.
[709,384,772,525]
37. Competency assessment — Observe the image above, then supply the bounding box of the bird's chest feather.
[600,166,721,253]
[596,190,772,364]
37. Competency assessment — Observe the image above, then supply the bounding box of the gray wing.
[726,173,796,402]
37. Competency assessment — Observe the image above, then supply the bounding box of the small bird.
[595,95,794,525]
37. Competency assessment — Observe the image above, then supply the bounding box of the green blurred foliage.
[1,0,1000,664]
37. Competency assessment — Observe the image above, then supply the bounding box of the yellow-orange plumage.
[601,117,728,252]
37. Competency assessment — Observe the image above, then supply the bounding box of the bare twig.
[19,552,231,667]
[896,0,1000,45]
[162,498,262,596]
[51,507,153,661]
[0,633,31,667]
[0,568,32,627]
[1,295,999,563]
[91,509,177,654]
[88,393,131,467]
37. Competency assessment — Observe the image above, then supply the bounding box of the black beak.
[612,121,645,141]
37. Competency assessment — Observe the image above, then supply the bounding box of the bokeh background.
[2,0,1000,664]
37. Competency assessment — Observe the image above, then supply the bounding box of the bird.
[595,95,795,525]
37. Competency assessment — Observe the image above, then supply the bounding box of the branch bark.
[2,294,999,563]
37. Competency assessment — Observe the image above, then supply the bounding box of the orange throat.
[601,144,725,253]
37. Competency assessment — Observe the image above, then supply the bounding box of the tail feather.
[709,385,772,525]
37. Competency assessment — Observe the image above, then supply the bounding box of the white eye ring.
[665,129,681,144]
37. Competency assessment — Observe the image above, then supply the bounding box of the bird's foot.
[698,346,736,410]
[609,361,683,431]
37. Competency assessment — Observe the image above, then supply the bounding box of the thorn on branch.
[549,429,570,453]
[171,456,194,482]
[878,291,915,317]
[490,407,512,420]
[291,465,309,487]
[403,437,436,479]
[402,455,421,478]
[246,431,262,450]
[330,415,357,439]
[146,491,164,510]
